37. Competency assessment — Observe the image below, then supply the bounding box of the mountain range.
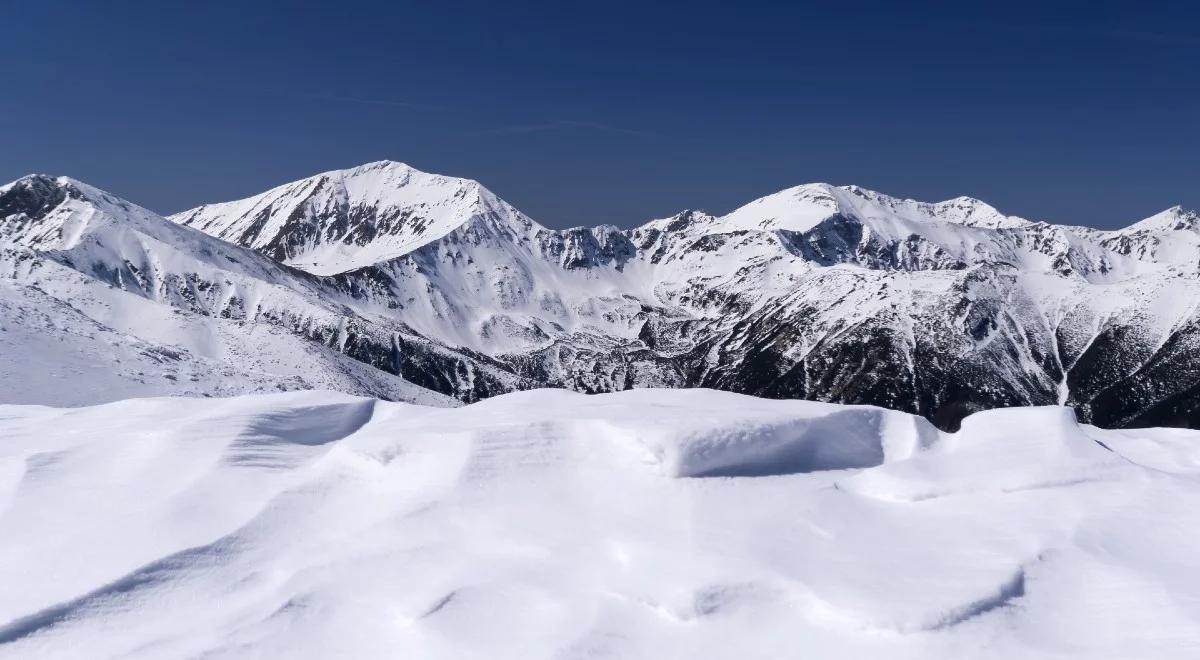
[4,160,1200,430]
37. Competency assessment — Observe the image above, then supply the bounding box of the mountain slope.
[0,174,462,407]
[169,162,1200,430]
[7,163,1200,430]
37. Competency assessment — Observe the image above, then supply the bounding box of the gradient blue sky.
[4,0,1197,228]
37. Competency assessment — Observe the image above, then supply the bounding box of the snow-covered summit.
[170,160,538,275]
[0,173,310,286]
[716,182,1032,234]
[1117,204,1200,234]
[171,161,1200,285]
[1090,205,1200,268]
[0,173,460,407]
[171,165,1042,278]
[0,174,167,251]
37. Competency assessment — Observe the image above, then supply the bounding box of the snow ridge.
[1,389,1198,658]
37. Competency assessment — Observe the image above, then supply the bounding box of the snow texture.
[0,388,1197,658]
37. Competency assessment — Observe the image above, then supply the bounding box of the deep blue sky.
[4,1,1197,228]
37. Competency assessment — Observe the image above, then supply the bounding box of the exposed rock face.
[5,162,1200,430]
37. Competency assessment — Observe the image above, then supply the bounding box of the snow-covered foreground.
[1,389,1198,659]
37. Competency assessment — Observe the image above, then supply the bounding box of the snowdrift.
[1,389,1198,658]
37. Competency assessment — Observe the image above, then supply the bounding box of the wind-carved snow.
[0,389,1198,658]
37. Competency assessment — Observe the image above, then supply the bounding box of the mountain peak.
[0,173,168,250]
[343,159,418,175]
[1122,205,1200,233]
[170,161,529,275]
[0,176,73,247]
[0,173,99,201]
[716,182,1029,234]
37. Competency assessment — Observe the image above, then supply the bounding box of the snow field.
[1,389,1198,658]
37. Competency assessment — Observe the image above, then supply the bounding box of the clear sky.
[4,0,1197,229]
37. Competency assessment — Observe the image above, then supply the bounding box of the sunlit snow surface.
[1,389,1198,659]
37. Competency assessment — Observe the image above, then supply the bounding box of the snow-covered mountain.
[4,161,1200,430]
[0,174,458,407]
[7,164,1199,658]
[166,161,1200,430]
[3,388,1199,657]
[170,161,533,276]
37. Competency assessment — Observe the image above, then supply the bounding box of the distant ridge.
[3,163,1200,430]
